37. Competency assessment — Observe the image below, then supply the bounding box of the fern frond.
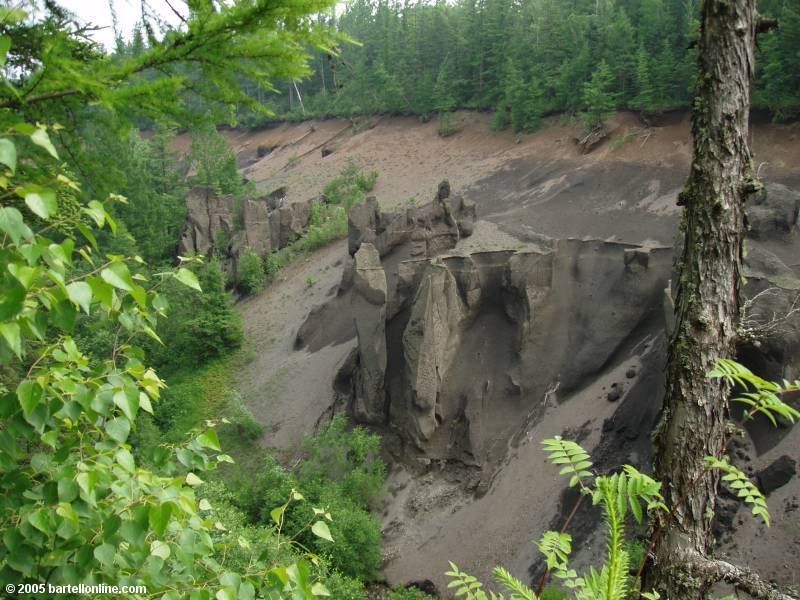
[708,359,800,425]
[705,456,770,526]
[445,562,495,599]
[537,531,572,570]
[536,531,583,590]
[492,567,539,599]
[621,465,668,523]
[591,475,630,600]
[542,436,594,489]
[707,358,779,392]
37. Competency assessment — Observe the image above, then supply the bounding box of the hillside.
[205,111,800,593]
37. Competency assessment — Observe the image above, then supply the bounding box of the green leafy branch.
[708,358,800,427]
[705,456,770,526]
[541,436,594,491]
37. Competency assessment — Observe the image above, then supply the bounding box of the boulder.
[757,455,797,495]
[263,186,287,210]
[242,197,272,256]
[747,183,800,239]
[348,197,380,255]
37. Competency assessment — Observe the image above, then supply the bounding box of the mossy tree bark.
[647,0,761,598]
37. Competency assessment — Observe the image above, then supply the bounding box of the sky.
[56,0,181,49]
[55,0,348,50]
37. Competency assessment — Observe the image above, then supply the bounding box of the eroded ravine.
[215,112,800,593]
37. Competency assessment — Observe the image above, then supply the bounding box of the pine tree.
[433,54,458,112]
[582,60,616,130]
[633,42,656,111]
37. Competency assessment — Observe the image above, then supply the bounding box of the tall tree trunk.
[647,1,759,597]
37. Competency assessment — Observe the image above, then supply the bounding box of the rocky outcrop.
[179,187,237,259]
[330,183,672,470]
[352,243,388,424]
[758,455,797,495]
[311,178,800,484]
[348,179,476,257]
[381,240,671,465]
[178,186,313,276]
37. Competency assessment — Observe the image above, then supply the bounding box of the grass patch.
[262,157,376,281]
[149,348,264,469]
[609,130,636,151]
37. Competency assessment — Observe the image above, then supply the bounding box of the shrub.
[296,205,348,253]
[229,417,387,581]
[152,359,233,442]
[190,122,244,197]
[300,414,386,509]
[266,245,296,276]
[323,572,368,599]
[238,246,266,294]
[323,157,377,210]
[146,259,243,372]
[387,586,438,600]
[318,500,381,580]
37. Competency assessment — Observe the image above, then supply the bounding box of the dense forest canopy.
[231,0,800,129]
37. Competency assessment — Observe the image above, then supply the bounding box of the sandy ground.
[183,110,800,209]
[380,345,657,590]
[234,240,354,454]
[224,111,800,596]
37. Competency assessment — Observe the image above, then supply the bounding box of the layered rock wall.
[335,181,674,471]
[178,186,312,276]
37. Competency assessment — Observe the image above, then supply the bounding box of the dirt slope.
[222,111,800,596]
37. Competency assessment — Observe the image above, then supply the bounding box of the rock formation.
[178,186,313,276]
[746,183,800,239]
[314,180,800,483]
[325,182,674,474]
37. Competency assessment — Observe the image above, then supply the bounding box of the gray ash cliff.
[310,182,672,476]
[298,180,800,492]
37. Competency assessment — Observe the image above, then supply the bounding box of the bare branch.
[687,553,798,600]
[739,287,800,342]
[164,0,189,25]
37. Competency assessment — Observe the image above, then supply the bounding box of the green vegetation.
[145,258,244,372]
[115,124,187,264]
[238,246,267,295]
[0,2,412,598]
[262,157,378,281]
[238,0,800,128]
[323,157,379,209]
[2,0,797,597]
[189,123,245,197]
[228,415,386,581]
[582,61,617,132]
[0,116,338,596]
